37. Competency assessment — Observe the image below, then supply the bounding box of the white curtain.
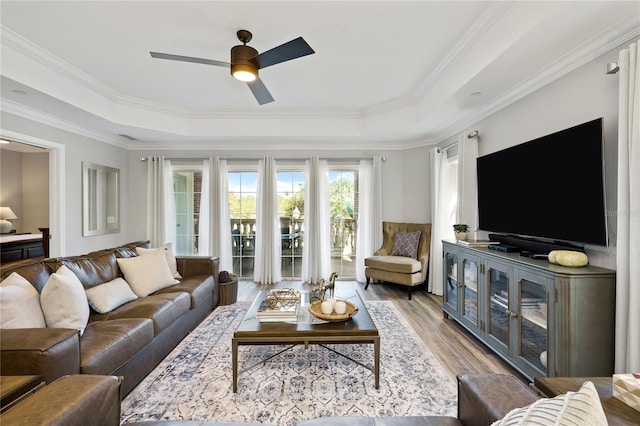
[145,156,175,248]
[254,157,282,284]
[199,159,210,256]
[428,147,457,295]
[615,39,640,373]
[302,157,331,284]
[356,156,383,282]
[458,132,479,228]
[199,157,232,271]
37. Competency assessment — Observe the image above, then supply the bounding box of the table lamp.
[0,206,18,233]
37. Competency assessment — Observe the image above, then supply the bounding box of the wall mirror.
[82,162,120,236]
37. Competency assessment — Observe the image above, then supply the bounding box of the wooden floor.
[236,279,527,384]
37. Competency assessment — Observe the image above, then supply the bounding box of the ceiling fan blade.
[247,78,274,105]
[150,52,230,68]
[255,37,315,69]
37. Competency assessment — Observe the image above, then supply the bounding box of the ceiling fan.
[150,29,315,105]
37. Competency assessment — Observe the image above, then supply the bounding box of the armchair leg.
[365,277,370,290]
[407,286,413,300]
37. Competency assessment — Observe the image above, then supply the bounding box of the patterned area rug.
[121,301,457,425]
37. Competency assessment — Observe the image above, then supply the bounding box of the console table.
[0,233,44,262]
[442,240,615,380]
[534,376,640,425]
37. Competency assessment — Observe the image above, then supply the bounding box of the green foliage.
[453,224,469,233]
[228,173,356,220]
[229,192,256,219]
[330,176,355,219]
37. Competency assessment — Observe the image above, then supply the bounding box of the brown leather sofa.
[0,241,219,397]
[0,374,122,426]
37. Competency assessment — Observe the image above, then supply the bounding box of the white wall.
[1,149,49,234]
[456,41,624,270]
[1,112,130,256]
[22,152,49,234]
[0,149,23,231]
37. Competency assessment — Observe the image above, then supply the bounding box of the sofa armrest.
[176,256,219,279]
[0,375,122,426]
[0,328,80,385]
[457,374,539,426]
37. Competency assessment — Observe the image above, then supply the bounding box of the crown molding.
[0,98,130,148]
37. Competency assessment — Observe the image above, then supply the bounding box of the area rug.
[121,301,457,425]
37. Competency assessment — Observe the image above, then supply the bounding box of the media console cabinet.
[442,240,615,380]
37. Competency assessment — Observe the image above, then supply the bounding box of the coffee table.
[232,286,380,393]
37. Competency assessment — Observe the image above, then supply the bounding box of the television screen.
[476,118,607,246]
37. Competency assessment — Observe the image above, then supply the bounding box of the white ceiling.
[1,1,639,150]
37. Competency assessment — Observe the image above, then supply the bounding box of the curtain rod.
[437,142,457,153]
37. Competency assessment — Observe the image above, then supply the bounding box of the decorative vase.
[455,232,467,241]
[539,351,548,368]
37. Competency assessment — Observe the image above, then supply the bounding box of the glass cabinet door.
[444,252,458,314]
[487,267,509,349]
[519,278,549,375]
[462,258,479,326]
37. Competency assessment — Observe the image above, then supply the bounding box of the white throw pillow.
[40,265,90,335]
[117,248,179,297]
[136,242,182,279]
[491,380,607,426]
[85,277,138,314]
[0,272,46,329]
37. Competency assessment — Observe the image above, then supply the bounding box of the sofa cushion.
[40,265,90,335]
[57,252,120,289]
[137,242,182,279]
[153,275,215,308]
[365,255,421,274]
[391,231,421,259]
[80,318,154,375]
[0,272,46,329]
[117,249,179,297]
[91,292,191,335]
[85,277,138,314]
[491,380,606,426]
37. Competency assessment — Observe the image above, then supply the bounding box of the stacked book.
[255,290,300,322]
[457,239,500,247]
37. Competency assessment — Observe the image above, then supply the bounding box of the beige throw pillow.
[491,380,607,426]
[136,242,182,279]
[117,248,179,297]
[85,277,138,314]
[0,272,46,329]
[40,265,90,335]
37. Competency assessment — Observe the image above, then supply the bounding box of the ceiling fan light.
[232,64,257,82]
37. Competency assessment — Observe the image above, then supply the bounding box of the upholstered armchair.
[364,222,432,300]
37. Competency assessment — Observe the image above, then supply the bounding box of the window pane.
[173,169,202,256]
[229,171,258,278]
[329,169,357,278]
[277,170,304,278]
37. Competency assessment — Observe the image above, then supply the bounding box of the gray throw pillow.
[391,231,421,259]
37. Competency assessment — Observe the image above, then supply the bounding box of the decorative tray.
[308,300,358,322]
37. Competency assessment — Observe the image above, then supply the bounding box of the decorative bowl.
[308,300,358,322]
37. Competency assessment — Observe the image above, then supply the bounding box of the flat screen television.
[476,117,608,247]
